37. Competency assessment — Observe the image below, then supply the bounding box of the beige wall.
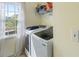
[0,37,16,56]
[24,2,41,27]
[41,3,79,57]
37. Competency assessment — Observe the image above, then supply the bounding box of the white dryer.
[25,25,47,57]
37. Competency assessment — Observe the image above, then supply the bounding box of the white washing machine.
[31,27,53,57]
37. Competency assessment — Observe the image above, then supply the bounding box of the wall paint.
[41,3,79,57]
[0,37,16,57]
[24,2,41,27]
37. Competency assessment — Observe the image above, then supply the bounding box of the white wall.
[24,2,41,27]
[41,2,79,57]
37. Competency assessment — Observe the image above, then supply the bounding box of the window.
[5,3,20,35]
[0,3,21,38]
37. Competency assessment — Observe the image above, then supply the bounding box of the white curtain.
[0,2,26,56]
[0,3,5,39]
[16,3,26,55]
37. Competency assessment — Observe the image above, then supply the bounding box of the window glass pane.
[4,3,19,35]
[5,12,8,17]
[8,12,15,17]
[5,12,18,30]
[5,4,8,11]
[8,4,15,12]
[15,5,19,12]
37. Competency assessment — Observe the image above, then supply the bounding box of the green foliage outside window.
[5,14,18,31]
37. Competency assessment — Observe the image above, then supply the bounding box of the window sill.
[0,34,17,40]
[5,34,17,39]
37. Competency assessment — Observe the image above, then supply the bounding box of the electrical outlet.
[72,29,79,42]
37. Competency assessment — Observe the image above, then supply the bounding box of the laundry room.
[0,2,79,57]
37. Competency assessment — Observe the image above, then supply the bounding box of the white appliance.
[31,27,53,57]
[25,30,33,57]
[25,25,47,57]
